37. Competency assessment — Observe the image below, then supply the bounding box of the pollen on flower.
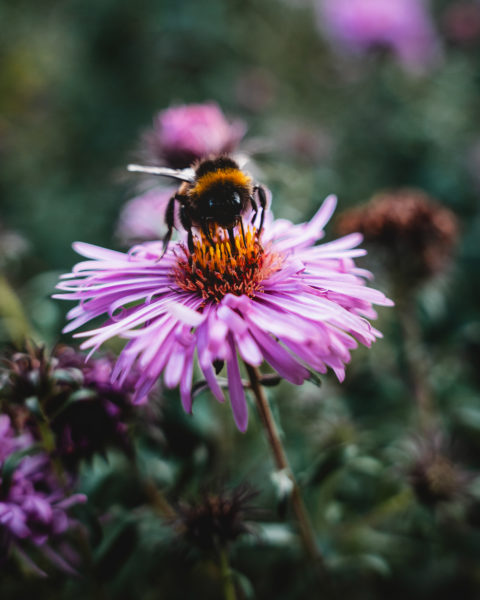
[173,225,283,303]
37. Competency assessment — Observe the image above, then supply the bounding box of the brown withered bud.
[173,484,259,552]
[0,343,69,408]
[443,2,480,46]
[337,189,458,288]
[408,435,472,508]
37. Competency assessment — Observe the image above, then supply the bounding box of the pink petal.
[226,336,248,432]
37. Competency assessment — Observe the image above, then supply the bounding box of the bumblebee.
[128,156,267,255]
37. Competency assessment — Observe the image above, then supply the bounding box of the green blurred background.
[2,0,480,340]
[2,0,480,598]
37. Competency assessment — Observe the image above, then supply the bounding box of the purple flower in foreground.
[52,348,138,470]
[0,415,86,573]
[317,0,439,72]
[55,196,392,432]
[1,345,140,472]
[145,102,246,169]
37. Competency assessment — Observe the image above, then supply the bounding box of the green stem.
[218,547,237,600]
[143,479,177,520]
[245,364,323,566]
[397,298,436,431]
[131,458,177,520]
[340,488,413,534]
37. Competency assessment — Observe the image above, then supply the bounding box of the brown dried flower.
[173,484,259,552]
[337,189,458,287]
[408,434,472,507]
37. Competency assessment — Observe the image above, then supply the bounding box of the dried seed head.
[337,189,458,286]
[173,484,259,552]
[408,435,471,507]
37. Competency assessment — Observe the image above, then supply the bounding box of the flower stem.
[218,547,237,600]
[397,298,436,431]
[244,364,323,566]
[131,459,177,520]
[143,479,177,520]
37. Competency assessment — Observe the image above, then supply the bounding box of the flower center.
[173,225,282,303]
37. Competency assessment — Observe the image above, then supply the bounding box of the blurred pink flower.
[122,103,246,243]
[146,102,246,168]
[317,0,439,71]
[116,187,178,244]
[55,196,392,433]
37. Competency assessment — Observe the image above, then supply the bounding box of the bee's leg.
[180,205,195,253]
[253,185,267,234]
[213,359,224,374]
[249,196,258,225]
[238,217,247,247]
[187,229,194,254]
[158,194,177,260]
[227,226,237,253]
[201,220,215,246]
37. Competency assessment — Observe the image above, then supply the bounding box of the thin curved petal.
[226,336,248,433]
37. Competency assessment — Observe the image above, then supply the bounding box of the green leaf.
[25,396,43,418]
[51,368,84,386]
[232,569,255,599]
[257,523,296,547]
[94,517,138,582]
[47,387,99,421]
[306,446,347,486]
[306,369,322,387]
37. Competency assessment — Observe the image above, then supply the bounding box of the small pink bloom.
[146,102,246,168]
[116,187,178,245]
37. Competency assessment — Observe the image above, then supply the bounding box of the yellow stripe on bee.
[192,168,252,196]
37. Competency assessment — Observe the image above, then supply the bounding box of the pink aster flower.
[316,0,439,72]
[146,102,246,169]
[55,196,392,433]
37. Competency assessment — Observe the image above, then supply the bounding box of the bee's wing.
[127,164,195,183]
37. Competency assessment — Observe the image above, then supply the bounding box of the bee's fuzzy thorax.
[192,168,252,197]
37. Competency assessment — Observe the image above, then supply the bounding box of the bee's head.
[201,182,249,228]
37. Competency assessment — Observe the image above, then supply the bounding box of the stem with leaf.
[244,363,323,566]
[218,547,237,600]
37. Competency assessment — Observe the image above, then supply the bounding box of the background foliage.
[1,0,480,598]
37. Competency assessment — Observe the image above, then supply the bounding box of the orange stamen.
[174,225,283,303]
